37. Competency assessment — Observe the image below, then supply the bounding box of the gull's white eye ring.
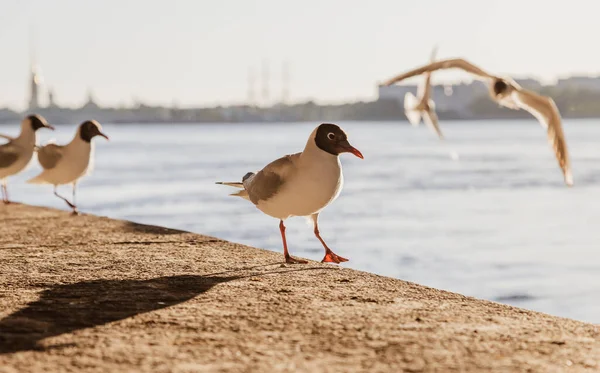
[327,132,335,140]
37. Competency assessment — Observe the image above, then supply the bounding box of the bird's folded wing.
[423,109,444,140]
[37,143,64,169]
[512,89,573,186]
[382,58,497,86]
[245,153,299,204]
[0,142,19,168]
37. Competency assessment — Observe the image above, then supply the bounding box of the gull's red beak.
[98,132,109,140]
[338,140,364,159]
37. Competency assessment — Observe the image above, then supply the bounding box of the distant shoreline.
[2,93,600,125]
[1,116,598,126]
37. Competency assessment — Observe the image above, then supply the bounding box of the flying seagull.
[403,46,444,139]
[382,58,573,186]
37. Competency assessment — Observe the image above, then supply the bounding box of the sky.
[0,0,599,110]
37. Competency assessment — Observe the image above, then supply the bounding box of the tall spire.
[28,26,41,110]
[261,59,269,107]
[247,66,256,107]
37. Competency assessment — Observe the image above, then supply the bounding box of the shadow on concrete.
[122,221,190,235]
[0,266,332,354]
[0,275,232,354]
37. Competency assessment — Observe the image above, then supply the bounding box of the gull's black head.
[314,123,363,159]
[27,114,54,132]
[493,79,509,96]
[79,120,109,142]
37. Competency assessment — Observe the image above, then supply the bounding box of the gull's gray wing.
[382,58,498,86]
[0,134,14,142]
[417,72,432,100]
[37,143,64,169]
[512,89,573,186]
[423,108,444,140]
[0,142,19,169]
[243,153,300,204]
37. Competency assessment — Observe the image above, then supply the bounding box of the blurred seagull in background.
[382,58,573,186]
[28,120,109,215]
[403,45,444,140]
[0,114,54,204]
[217,123,363,264]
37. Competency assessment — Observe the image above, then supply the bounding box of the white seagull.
[403,46,444,140]
[0,114,54,204]
[27,120,109,214]
[217,123,364,264]
[382,57,573,186]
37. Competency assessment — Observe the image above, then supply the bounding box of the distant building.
[47,88,57,108]
[28,65,41,110]
[377,84,415,102]
[82,89,99,109]
[556,76,600,91]
[513,78,543,90]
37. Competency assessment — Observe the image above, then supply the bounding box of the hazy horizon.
[1,0,598,110]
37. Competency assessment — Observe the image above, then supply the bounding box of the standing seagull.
[217,123,364,264]
[403,46,444,140]
[382,58,573,186]
[0,114,54,204]
[27,120,109,214]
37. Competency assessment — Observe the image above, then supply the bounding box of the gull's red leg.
[312,217,348,264]
[2,183,9,204]
[54,186,78,214]
[279,220,308,264]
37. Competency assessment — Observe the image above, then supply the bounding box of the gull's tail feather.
[230,189,250,200]
[216,178,251,200]
[26,174,50,184]
[404,92,421,126]
[215,181,244,188]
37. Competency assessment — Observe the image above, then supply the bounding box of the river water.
[3,119,600,323]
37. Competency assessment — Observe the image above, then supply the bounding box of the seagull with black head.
[27,120,109,215]
[217,123,364,264]
[382,58,573,186]
[0,114,54,204]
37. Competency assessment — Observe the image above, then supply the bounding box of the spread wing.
[417,72,432,100]
[423,108,444,140]
[37,143,64,169]
[0,142,19,169]
[417,46,438,100]
[512,89,573,186]
[382,58,498,86]
[243,153,299,204]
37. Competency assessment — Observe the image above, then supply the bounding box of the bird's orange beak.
[338,140,364,159]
